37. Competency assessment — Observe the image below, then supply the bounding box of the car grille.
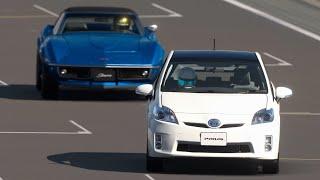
[177,142,253,153]
[184,122,244,129]
[58,67,150,81]
[117,68,150,80]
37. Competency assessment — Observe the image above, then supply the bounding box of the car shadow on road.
[47,152,260,175]
[0,84,146,101]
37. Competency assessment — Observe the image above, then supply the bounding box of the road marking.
[69,120,92,134]
[140,3,183,18]
[222,0,320,42]
[263,52,292,67]
[0,15,52,19]
[33,4,58,17]
[0,120,92,135]
[0,80,8,86]
[281,112,320,116]
[281,157,320,161]
[145,174,156,180]
[33,3,182,19]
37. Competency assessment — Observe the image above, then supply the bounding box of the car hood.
[161,92,268,115]
[54,33,153,66]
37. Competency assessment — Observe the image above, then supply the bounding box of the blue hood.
[49,33,158,66]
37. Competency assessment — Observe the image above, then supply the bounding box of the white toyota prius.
[136,50,292,173]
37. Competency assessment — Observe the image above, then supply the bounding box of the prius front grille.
[184,122,244,129]
[177,142,253,153]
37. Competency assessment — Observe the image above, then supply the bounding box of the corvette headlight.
[252,109,274,125]
[153,106,178,124]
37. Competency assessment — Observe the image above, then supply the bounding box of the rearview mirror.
[276,87,293,100]
[136,84,153,96]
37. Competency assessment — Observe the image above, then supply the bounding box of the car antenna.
[212,33,216,50]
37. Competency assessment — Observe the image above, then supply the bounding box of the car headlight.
[252,109,274,125]
[153,106,178,124]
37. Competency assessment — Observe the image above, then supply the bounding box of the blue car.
[36,7,165,99]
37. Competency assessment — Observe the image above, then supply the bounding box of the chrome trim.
[48,63,160,69]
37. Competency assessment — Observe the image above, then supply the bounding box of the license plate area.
[200,132,227,146]
[91,68,116,81]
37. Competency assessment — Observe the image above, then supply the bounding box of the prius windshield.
[161,57,268,93]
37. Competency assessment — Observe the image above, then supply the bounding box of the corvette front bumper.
[58,80,152,90]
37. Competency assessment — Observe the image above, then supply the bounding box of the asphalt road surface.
[0,0,320,179]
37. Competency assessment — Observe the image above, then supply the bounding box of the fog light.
[155,134,162,149]
[266,136,272,144]
[142,70,149,77]
[265,135,272,152]
[265,144,272,151]
[60,68,68,75]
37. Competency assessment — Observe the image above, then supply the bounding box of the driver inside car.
[177,67,197,89]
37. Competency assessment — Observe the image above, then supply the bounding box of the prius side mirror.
[136,84,154,96]
[276,87,293,101]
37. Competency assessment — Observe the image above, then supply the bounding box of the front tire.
[36,53,42,91]
[146,154,164,172]
[262,159,279,174]
[41,72,59,100]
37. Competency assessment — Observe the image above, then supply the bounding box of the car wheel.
[262,159,279,174]
[36,53,42,91]
[41,69,59,100]
[146,154,164,172]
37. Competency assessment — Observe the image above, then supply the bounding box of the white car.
[136,50,292,173]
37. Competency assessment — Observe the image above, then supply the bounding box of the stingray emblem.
[96,73,113,78]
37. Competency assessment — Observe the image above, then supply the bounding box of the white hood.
[161,92,268,115]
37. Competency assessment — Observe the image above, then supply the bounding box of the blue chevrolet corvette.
[36,7,165,99]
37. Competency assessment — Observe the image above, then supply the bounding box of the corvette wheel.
[41,73,59,100]
[36,53,42,91]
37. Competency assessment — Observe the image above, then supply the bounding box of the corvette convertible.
[36,7,165,99]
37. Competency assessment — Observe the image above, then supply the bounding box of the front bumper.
[45,65,158,90]
[148,119,280,160]
[58,80,152,91]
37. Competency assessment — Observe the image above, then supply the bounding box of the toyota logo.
[207,119,221,128]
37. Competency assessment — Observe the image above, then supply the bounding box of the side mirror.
[147,24,158,32]
[144,25,158,40]
[136,84,153,96]
[43,25,54,37]
[276,87,293,100]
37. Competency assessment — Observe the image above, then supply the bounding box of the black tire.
[262,159,279,174]
[146,154,164,172]
[41,69,59,100]
[36,53,42,91]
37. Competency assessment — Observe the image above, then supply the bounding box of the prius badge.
[208,119,221,128]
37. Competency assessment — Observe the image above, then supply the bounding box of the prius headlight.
[153,106,178,124]
[252,109,274,125]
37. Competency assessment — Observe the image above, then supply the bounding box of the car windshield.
[61,14,140,34]
[161,57,268,94]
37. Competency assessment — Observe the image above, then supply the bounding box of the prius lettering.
[204,137,224,141]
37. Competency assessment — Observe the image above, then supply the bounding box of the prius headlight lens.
[153,106,178,124]
[252,109,274,125]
